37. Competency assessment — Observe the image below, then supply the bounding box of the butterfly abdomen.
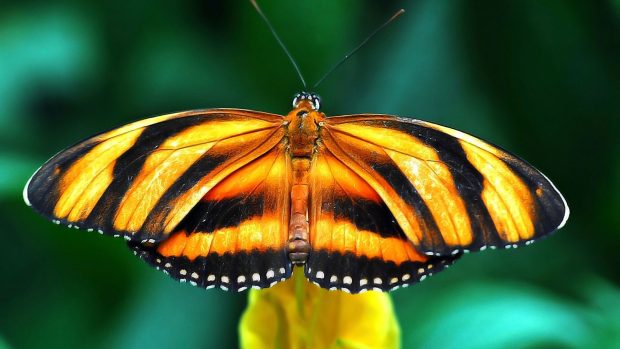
[287,158,311,264]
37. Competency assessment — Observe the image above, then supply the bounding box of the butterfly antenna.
[250,0,307,89]
[313,9,405,89]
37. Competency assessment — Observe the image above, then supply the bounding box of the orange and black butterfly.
[23,91,569,293]
[23,3,569,294]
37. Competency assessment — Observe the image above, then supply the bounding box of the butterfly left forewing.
[25,109,285,242]
[321,114,568,256]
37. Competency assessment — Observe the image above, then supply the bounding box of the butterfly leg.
[287,158,311,265]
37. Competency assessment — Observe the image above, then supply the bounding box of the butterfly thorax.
[285,95,325,264]
[286,98,325,158]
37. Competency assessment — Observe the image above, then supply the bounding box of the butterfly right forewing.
[320,114,568,256]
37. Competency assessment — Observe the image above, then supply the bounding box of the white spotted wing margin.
[129,241,293,292]
[304,250,461,294]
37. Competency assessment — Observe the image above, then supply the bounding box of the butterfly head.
[293,92,321,111]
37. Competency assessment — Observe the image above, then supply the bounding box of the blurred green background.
[1,1,619,348]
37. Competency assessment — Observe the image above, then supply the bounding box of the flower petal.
[239,267,400,349]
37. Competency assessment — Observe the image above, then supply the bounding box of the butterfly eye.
[292,92,303,107]
[310,94,321,110]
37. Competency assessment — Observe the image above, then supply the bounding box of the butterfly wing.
[305,142,460,293]
[25,109,285,241]
[129,139,292,291]
[25,109,294,290]
[319,115,568,257]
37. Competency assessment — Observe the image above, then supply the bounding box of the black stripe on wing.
[176,195,266,233]
[332,196,408,240]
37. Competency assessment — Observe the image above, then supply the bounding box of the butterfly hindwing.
[130,140,293,291]
[305,145,460,293]
[24,109,285,243]
[321,115,568,256]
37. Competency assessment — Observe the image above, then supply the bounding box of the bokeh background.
[1,1,619,348]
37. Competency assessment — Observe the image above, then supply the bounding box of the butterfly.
[23,90,569,293]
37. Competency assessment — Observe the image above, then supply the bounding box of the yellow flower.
[239,267,400,349]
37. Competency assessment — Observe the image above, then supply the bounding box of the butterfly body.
[24,92,568,293]
[284,95,325,265]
